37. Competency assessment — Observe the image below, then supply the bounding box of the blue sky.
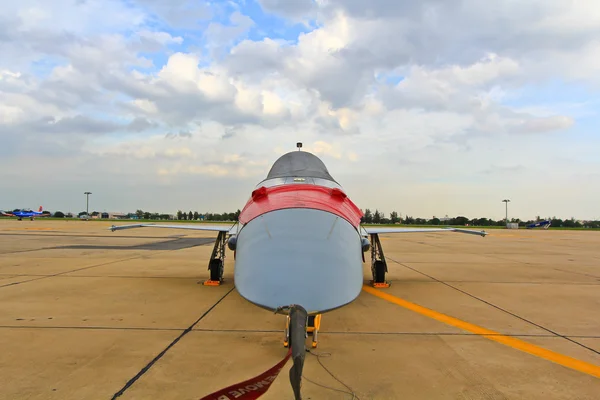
[127,0,318,71]
[236,0,317,42]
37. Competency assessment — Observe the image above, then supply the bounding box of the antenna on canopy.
[296,142,302,151]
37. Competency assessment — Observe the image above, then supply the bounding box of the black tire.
[374,260,386,283]
[209,259,222,281]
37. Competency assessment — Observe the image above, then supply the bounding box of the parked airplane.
[110,144,487,399]
[1,206,46,221]
[526,220,551,229]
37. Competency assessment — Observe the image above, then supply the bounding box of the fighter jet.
[110,144,487,399]
[2,206,47,221]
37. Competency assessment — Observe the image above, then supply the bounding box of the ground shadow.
[54,238,215,251]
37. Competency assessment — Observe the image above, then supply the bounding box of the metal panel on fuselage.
[234,208,364,315]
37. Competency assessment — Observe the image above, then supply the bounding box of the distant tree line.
[359,209,600,228]
[134,210,175,220]
[38,208,600,228]
[175,210,241,221]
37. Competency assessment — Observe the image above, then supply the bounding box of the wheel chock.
[371,280,390,288]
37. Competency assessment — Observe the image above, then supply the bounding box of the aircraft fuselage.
[4,207,44,220]
[232,152,366,315]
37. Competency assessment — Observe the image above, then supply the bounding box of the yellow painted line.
[362,285,600,379]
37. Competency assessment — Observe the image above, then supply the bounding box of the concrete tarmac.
[0,219,599,399]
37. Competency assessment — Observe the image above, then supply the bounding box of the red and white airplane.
[110,143,487,399]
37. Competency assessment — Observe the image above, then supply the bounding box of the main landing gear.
[203,231,227,286]
[369,233,390,288]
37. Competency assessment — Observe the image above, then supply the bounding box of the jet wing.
[109,223,238,234]
[361,226,487,237]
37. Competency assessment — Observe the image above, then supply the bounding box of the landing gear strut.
[284,305,308,400]
[203,231,227,286]
[370,233,390,288]
[284,313,321,349]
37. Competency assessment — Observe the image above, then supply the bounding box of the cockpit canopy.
[265,151,337,182]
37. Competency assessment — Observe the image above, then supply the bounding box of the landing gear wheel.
[203,231,227,286]
[370,234,391,288]
[374,260,386,283]
[209,259,222,282]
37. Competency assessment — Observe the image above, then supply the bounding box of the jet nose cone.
[233,209,364,314]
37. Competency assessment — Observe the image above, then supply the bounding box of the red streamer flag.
[199,349,292,400]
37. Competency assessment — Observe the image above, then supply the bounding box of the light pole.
[84,192,92,215]
[502,199,510,225]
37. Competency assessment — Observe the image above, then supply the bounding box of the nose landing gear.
[279,305,308,400]
[284,313,322,349]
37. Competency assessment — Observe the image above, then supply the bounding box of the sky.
[1,0,599,221]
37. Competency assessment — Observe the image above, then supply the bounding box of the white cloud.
[514,115,575,134]
[0,104,24,123]
[7,0,147,34]
[132,99,159,115]
[257,0,317,21]
[0,70,22,80]
[134,0,212,29]
[205,11,255,48]
[309,141,342,159]
[164,147,195,158]
[137,30,183,45]
[0,0,598,219]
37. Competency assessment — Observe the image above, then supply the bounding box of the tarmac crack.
[0,247,59,255]
[0,255,164,289]
[0,325,183,331]
[192,329,600,338]
[0,274,215,280]
[392,237,550,267]
[0,232,189,239]
[553,268,600,279]
[110,286,235,399]
[358,278,600,285]
[387,256,600,357]
[0,241,215,289]
[3,325,598,338]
